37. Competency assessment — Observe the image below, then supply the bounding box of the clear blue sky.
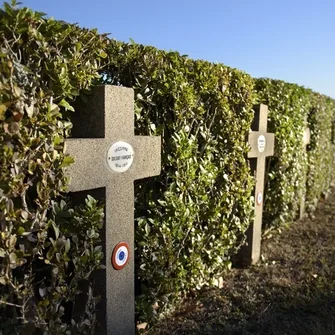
[14,0,335,98]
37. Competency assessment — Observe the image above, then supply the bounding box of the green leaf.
[13,85,21,98]
[61,155,74,167]
[24,104,34,118]
[21,210,28,220]
[39,286,47,297]
[53,136,63,145]
[52,221,59,239]
[0,104,6,120]
[64,238,70,254]
[145,223,150,235]
[17,227,25,235]
[59,99,75,112]
[9,252,17,264]
[99,51,107,58]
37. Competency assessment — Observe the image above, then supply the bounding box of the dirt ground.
[148,190,335,335]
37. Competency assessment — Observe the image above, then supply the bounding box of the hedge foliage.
[306,93,335,211]
[103,42,256,319]
[0,2,107,333]
[255,79,335,228]
[104,44,335,320]
[1,1,335,331]
[255,79,312,228]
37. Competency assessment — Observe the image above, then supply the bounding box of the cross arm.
[64,138,107,192]
[248,131,275,158]
[131,136,161,180]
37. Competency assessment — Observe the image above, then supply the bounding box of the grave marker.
[300,123,311,219]
[240,104,275,265]
[65,85,161,335]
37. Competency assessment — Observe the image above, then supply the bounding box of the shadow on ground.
[148,191,335,335]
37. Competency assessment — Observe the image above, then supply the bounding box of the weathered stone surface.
[300,124,311,219]
[240,104,275,265]
[65,85,161,335]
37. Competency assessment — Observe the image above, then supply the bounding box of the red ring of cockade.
[111,242,130,270]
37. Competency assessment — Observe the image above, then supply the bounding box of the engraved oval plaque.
[107,141,134,173]
[257,135,266,153]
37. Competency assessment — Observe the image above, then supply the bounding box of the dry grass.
[147,190,335,335]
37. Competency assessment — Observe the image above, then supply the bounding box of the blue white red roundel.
[112,242,130,270]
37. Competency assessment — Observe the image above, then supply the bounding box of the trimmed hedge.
[104,43,335,321]
[103,41,256,319]
[255,79,312,228]
[0,3,107,333]
[255,79,335,228]
[1,2,335,331]
[306,93,335,211]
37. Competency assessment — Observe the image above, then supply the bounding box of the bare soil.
[148,190,335,335]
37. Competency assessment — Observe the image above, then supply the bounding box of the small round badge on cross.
[111,242,130,270]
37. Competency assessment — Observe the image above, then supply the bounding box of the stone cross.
[65,85,161,335]
[241,104,275,265]
[300,124,311,219]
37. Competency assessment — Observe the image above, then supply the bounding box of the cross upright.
[300,121,311,219]
[65,85,161,335]
[241,104,275,265]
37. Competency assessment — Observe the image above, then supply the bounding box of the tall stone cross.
[241,104,275,265]
[65,85,161,335]
[300,123,311,219]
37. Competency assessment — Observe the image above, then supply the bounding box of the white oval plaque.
[257,135,266,153]
[107,141,134,173]
[257,192,263,205]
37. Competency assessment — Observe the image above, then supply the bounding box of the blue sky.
[16,0,335,98]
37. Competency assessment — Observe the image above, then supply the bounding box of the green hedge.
[0,3,107,333]
[255,79,312,228]
[1,2,335,331]
[255,79,335,228]
[104,43,335,321]
[306,93,335,211]
[103,41,256,319]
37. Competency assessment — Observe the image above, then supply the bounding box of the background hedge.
[255,79,312,228]
[104,44,335,321]
[306,93,335,211]
[255,79,335,229]
[1,2,335,331]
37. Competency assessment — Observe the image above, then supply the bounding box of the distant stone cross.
[242,104,275,265]
[65,86,161,335]
[300,123,311,219]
